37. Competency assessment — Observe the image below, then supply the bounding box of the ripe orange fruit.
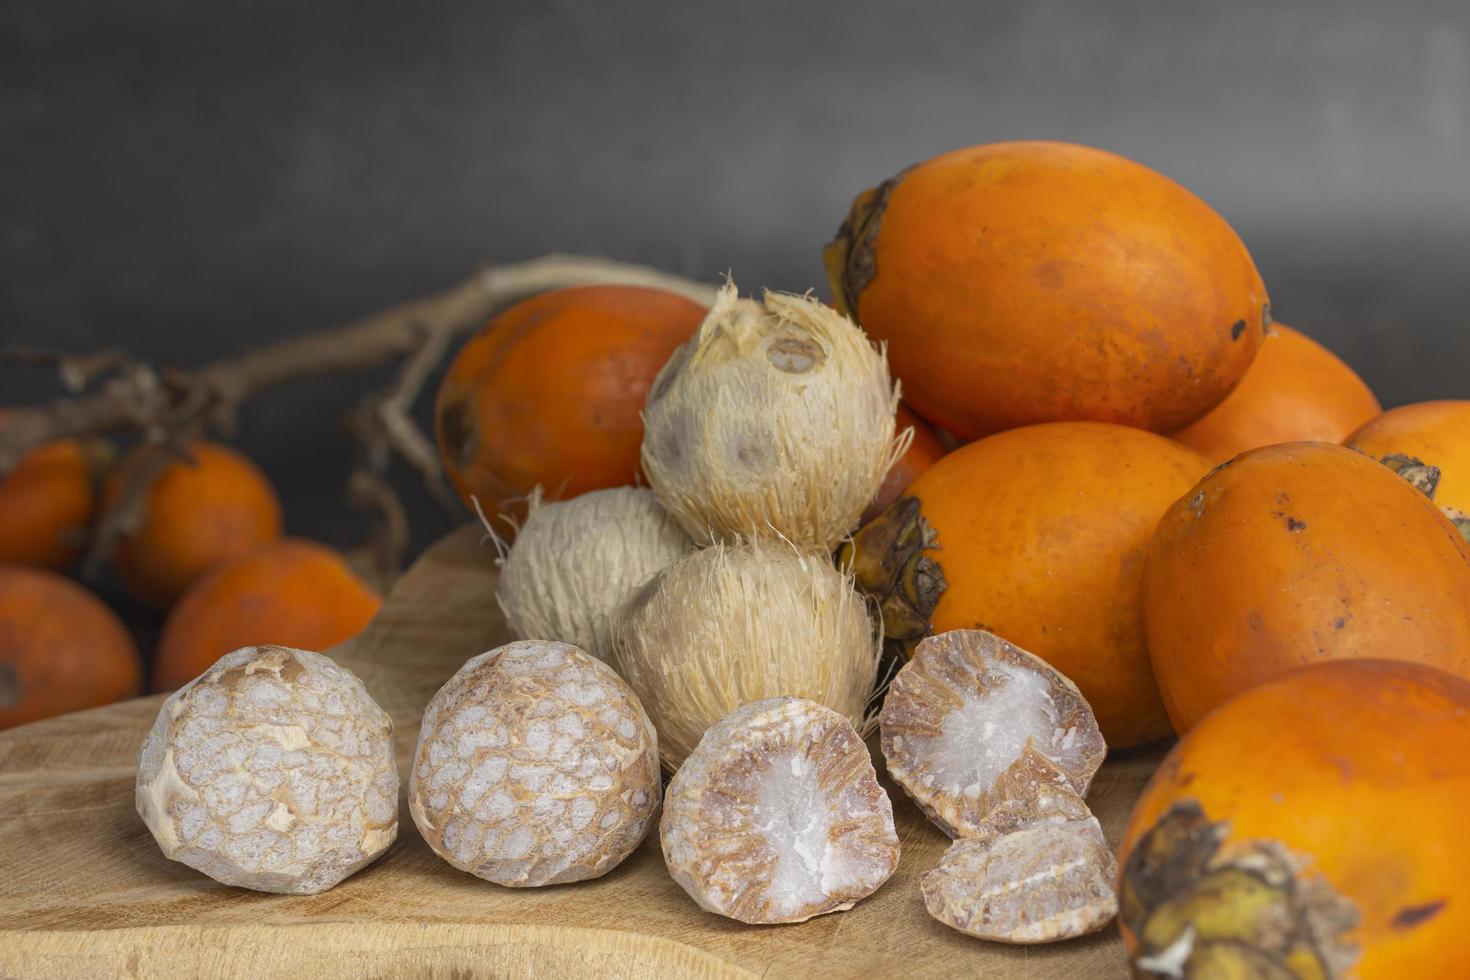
[0,436,98,570]
[153,538,381,691]
[1346,400,1470,541]
[0,565,141,729]
[826,141,1268,440]
[1144,441,1470,734]
[1119,659,1470,979]
[435,285,706,516]
[106,441,283,608]
[1171,323,1380,462]
[844,421,1211,747]
[861,404,947,525]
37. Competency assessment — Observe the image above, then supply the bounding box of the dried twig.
[0,254,718,580]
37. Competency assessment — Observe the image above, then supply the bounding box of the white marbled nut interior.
[661,696,900,925]
[135,645,399,895]
[880,629,1107,838]
[921,823,1119,944]
[408,639,661,887]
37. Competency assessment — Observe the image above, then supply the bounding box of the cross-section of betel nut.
[408,639,660,887]
[135,645,399,895]
[922,822,1119,944]
[880,629,1106,838]
[661,696,900,925]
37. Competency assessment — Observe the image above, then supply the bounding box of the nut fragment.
[135,645,399,894]
[880,629,1106,837]
[408,639,660,887]
[922,823,1118,943]
[661,696,900,924]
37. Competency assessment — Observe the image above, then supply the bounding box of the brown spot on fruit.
[1231,319,1247,341]
[765,336,823,374]
[1392,900,1447,929]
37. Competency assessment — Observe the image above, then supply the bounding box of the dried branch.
[0,254,716,473]
[0,254,717,578]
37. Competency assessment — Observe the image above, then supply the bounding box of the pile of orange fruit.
[432,141,1468,976]
[0,437,381,727]
[5,137,1466,976]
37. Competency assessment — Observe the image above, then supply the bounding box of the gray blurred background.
[3,0,1468,612]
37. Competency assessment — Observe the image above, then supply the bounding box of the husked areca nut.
[495,487,694,662]
[880,629,1106,838]
[661,696,900,924]
[408,640,661,887]
[135,645,399,894]
[639,281,903,551]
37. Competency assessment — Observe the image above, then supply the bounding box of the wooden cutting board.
[0,525,1165,979]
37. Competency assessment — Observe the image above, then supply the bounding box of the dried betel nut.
[880,628,1106,838]
[135,645,399,895]
[661,696,900,924]
[408,639,660,887]
[922,822,1119,943]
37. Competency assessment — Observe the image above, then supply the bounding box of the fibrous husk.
[494,486,694,662]
[879,629,1106,838]
[661,696,900,924]
[640,281,904,551]
[407,640,661,887]
[135,645,398,895]
[613,538,880,771]
[922,823,1118,944]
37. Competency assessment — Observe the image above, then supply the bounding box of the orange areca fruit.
[826,141,1268,440]
[1120,659,1470,979]
[153,539,381,691]
[1144,441,1470,733]
[0,435,98,570]
[1171,323,1380,462]
[107,441,283,608]
[844,421,1211,747]
[435,285,706,516]
[0,565,141,729]
[1346,400,1470,541]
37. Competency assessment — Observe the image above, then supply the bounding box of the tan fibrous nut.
[408,640,660,887]
[135,645,399,895]
[921,822,1118,944]
[640,281,904,551]
[614,539,880,770]
[495,487,694,662]
[661,696,900,924]
[880,629,1106,838]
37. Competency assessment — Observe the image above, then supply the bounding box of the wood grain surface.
[0,525,1165,978]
